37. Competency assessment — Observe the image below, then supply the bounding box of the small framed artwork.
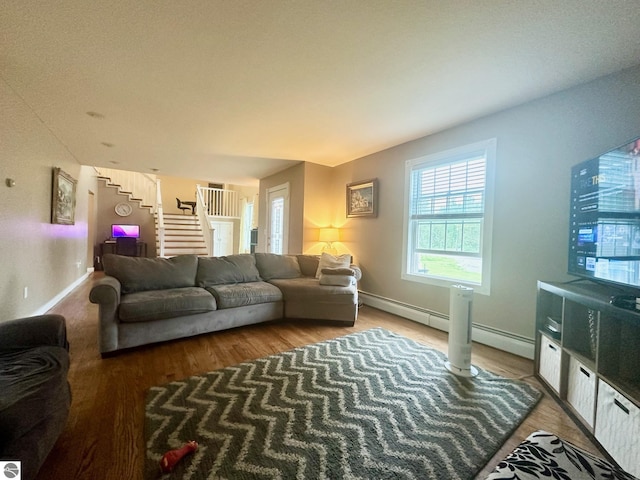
[51,167,77,225]
[346,178,378,218]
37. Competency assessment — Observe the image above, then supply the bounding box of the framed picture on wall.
[51,167,77,225]
[346,178,378,218]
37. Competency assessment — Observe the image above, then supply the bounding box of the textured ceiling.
[2,1,640,185]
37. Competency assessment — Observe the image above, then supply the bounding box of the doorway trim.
[266,182,290,254]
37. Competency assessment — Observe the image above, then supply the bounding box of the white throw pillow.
[315,252,351,278]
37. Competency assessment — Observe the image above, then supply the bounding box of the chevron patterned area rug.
[144,328,541,479]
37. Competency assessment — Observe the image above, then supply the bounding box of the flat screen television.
[568,136,640,290]
[111,224,140,239]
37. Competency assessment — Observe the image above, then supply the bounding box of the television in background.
[111,224,140,239]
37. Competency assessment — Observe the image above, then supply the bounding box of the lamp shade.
[318,228,340,243]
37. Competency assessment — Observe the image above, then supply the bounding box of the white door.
[211,221,234,256]
[266,183,289,254]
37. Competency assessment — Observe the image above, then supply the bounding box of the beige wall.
[0,79,96,321]
[158,175,209,215]
[330,65,640,340]
[302,163,335,255]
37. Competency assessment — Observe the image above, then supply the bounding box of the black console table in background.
[100,241,147,258]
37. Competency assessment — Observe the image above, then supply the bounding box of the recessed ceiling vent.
[86,111,105,119]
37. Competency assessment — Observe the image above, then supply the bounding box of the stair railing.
[156,179,165,257]
[95,167,158,212]
[195,189,213,256]
[196,186,240,218]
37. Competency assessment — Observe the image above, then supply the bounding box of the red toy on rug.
[159,440,198,473]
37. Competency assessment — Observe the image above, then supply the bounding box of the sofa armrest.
[89,275,122,306]
[350,265,362,281]
[89,276,122,355]
[0,314,68,351]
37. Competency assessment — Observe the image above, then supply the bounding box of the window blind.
[410,156,486,218]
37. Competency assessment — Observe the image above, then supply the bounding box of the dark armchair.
[0,314,71,480]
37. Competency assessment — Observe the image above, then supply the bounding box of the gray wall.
[0,78,96,321]
[330,65,640,339]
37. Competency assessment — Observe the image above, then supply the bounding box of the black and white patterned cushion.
[486,430,638,480]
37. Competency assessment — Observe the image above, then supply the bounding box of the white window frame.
[401,138,496,295]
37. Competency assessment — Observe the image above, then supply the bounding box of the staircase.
[96,167,241,258]
[157,213,208,257]
[96,168,157,213]
[97,176,155,214]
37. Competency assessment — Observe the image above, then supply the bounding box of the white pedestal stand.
[445,284,478,378]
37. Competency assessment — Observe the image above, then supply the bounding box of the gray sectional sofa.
[89,252,361,355]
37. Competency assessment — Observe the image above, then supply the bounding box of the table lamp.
[319,227,340,255]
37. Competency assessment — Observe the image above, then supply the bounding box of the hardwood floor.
[37,273,600,479]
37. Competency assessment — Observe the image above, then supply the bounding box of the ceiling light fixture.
[101,142,114,148]
[86,111,105,119]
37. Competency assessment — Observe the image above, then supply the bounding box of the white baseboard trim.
[359,291,534,359]
[32,272,91,316]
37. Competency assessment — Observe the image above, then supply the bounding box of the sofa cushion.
[103,254,198,294]
[268,277,357,305]
[255,253,302,280]
[315,252,352,278]
[196,254,261,286]
[205,281,283,309]
[0,346,70,454]
[118,287,216,323]
[297,255,320,277]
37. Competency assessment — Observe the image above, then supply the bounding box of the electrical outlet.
[23,286,28,299]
